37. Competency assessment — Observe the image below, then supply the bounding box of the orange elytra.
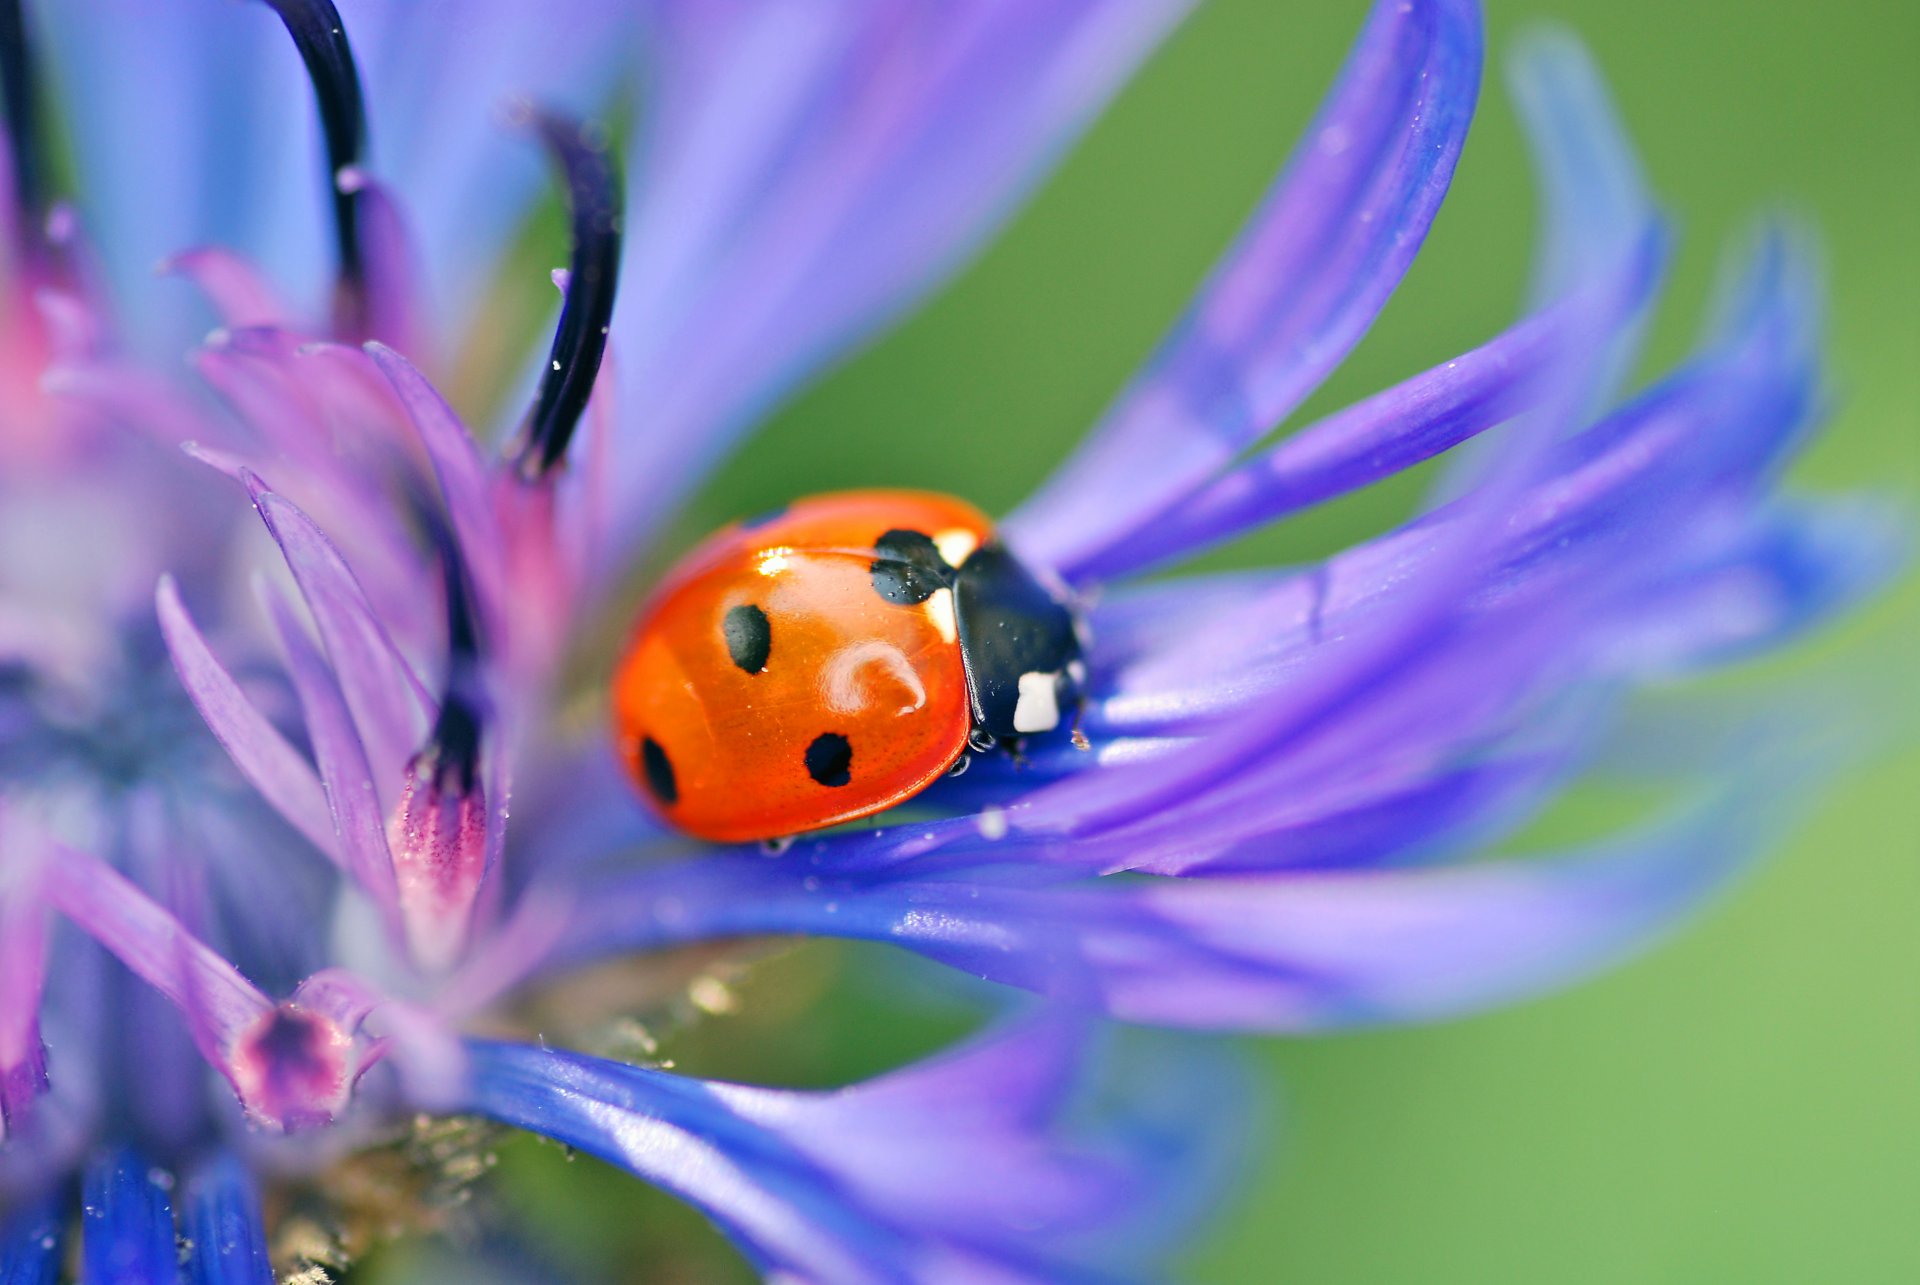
[612,490,1084,843]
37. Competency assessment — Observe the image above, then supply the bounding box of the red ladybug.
[612,490,1084,843]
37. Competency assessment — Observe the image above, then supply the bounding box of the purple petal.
[1005,0,1482,577]
[159,247,292,327]
[40,845,273,1068]
[336,169,421,355]
[191,338,432,632]
[264,591,401,909]
[248,476,434,790]
[182,1156,273,1285]
[363,341,506,615]
[547,772,1794,1031]
[604,0,1195,562]
[460,1014,1247,1281]
[155,576,337,859]
[81,1148,180,1285]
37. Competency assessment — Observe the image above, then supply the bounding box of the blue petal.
[459,1016,1249,1282]
[0,1194,64,1285]
[1075,228,1664,578]
[1064,18,1672,580]
[182,1157,272,1285]
[1006,0,1483,578]
[82,1148,180,1285]
[1508,27,1653,312]
[543,764,1808,1031]
[1602,498,1907,674]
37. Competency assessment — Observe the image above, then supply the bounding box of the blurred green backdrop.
[378,2,1919,1281]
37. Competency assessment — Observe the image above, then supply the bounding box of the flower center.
[231,1003,354,1129]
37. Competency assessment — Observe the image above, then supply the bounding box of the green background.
[381,2,1920,1281]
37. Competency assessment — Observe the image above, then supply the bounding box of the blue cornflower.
[0,1,1893,1282]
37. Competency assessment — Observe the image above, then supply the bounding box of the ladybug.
[612,490,1085,843]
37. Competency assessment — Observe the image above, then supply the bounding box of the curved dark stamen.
[259,0,368,329]
[0,0,47,247]
[515,112,624,481]
[417,503,485,795]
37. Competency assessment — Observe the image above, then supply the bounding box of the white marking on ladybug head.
[1013,671,1061,734]
[923,586,958,644]
[933,528,979,567]
[824,640,927,716]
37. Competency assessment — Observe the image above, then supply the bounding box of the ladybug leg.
[945,752,972,778]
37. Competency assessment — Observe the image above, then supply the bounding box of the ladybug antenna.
[513,110,623,482]
[259,0,370,336]
[416,501,486,795]
[0,0,49,255]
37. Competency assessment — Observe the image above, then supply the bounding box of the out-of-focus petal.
[1006,0,1481,577]
[81,1147,180,1284]
[1509,27,1652,314]
[1431,28,1664,501]
[0,827,50,1139]
[603,0,1196,563]
[0,1192,63,1285]
[1600,499,1906,674]
[460,1014,1248,1283]
[38,0,630,343]
[159,248,293,329]
[182,1156,273,1285]
[155,576,337,858]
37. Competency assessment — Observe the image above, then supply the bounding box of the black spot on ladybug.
[722,603,772,674]
[639,736,678,806]
[804,731,853,787]
[870,528,952,605]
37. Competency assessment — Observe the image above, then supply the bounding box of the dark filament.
[260,0,369,331]
[419,507,485,795]
[0,0,47,250]
[515,112,624,481]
